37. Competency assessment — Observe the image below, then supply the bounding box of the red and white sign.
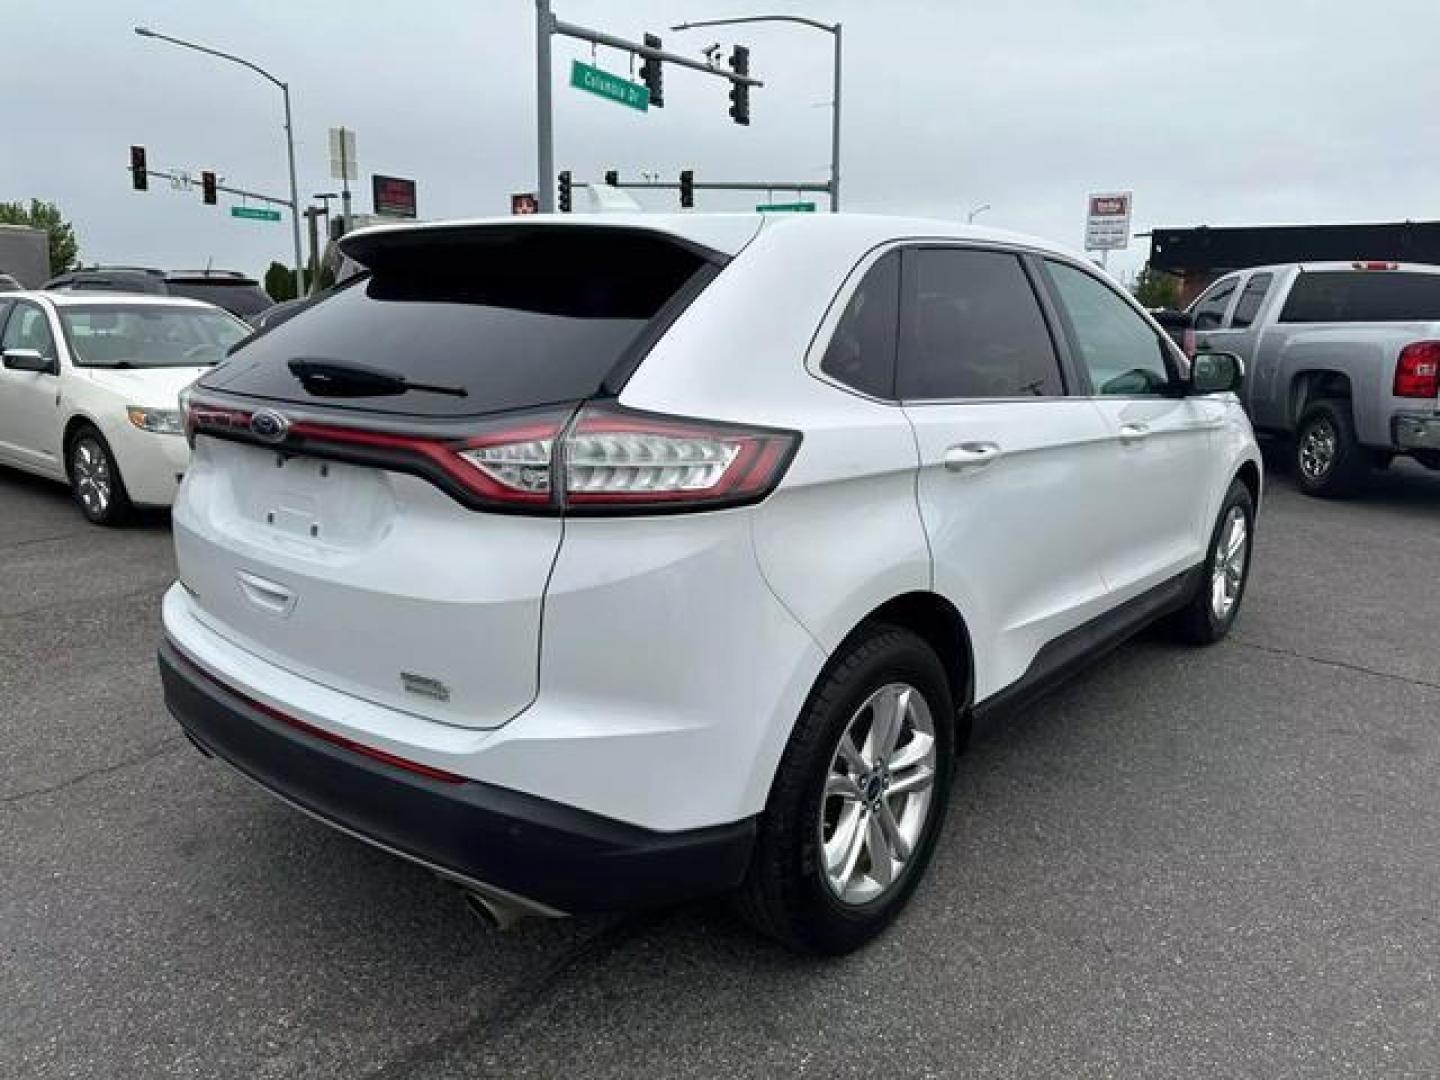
[511,192,539,215]
[1085,191,1133,252]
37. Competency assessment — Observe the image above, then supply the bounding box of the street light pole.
[967,203,991,224]
[133,27,304,289]
[671,14,843,211]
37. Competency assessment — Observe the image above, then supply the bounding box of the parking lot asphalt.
[3,447,1439,1080]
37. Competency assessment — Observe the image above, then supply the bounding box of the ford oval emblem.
[249,409,290,444]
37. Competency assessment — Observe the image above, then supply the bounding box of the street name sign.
[570,60,649,112]
[756,201,817,213]
[231,206,281,222]
[1085,191,1133,251]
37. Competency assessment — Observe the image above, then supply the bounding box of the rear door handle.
[942,442,1002,472]
[1119,422,1151,444]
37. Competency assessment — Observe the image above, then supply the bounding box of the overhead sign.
[570,60,649,112]
[756,201,816,213]
[1085,191,1133,251]
[231,206,281,222]
[328,127,357,182]
[372,174,417,218]
[511,192,539,215]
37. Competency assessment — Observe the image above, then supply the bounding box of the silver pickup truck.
[1184,261,1440,496]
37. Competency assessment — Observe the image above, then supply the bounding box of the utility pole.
[302,205,324,294]
[313,191,339,242]
[337,127,354,234]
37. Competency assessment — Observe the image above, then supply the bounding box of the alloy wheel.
[72,437,112,517]
[1210,505,1248,621]
[1299,418,1337,480]
[819,682,937,906]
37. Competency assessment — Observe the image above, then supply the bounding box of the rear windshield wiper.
[286,357,468,398]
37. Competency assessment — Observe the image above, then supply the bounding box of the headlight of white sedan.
[126,406,185,435]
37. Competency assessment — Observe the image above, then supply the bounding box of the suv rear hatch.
[176,222,731,729]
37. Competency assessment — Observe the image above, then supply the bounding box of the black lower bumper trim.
[158,639,756,915]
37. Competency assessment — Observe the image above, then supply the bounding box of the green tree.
[0,198,80,275]
[1133,263,1182,309]
[263,261,297,302]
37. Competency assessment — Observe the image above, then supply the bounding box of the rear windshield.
[203,227,716,417]
[168,282,273,319]
[1279,271,1440,323]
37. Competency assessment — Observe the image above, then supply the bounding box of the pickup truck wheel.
[1295,400,1368,498]
[1168,479,1255,645]
[735,624,954,955]
[67,425,132,526]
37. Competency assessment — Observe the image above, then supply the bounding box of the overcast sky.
[4,0,1436,282]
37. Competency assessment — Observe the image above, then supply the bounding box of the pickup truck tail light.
[1394,342,1440,399]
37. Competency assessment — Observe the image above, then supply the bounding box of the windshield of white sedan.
[59,305,249,368]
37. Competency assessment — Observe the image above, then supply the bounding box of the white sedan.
[0,291,251,524]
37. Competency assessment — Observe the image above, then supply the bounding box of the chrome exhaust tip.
[461,888,531,932]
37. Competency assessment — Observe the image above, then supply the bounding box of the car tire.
[1294,400,1370,497]
[67,425,132,526]
[1168,479,1255,646]
[736,624,955,955]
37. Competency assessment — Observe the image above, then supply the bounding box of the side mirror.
[2,348,56,375]
[1191,351,1243,394]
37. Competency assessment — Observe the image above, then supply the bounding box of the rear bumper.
[158,638,756,915]
[1393,412,1440,451]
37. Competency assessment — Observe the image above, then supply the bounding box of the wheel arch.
[1235,458,1262,510]
[840,591,976,746]
[1287,369,1352,428]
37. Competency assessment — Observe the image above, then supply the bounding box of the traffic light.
[640,33,664,108]
[679,169,694,210]
[728,45,750,126]
[201,170,217,206]
[558,170,572,213]
[604,170,619,187]
[130,145,147,191]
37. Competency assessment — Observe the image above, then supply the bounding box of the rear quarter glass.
[202,227,720,418]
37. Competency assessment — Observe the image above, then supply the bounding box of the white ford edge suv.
[159,214,1261,953]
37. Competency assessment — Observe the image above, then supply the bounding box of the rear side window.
[1279,271,1440,323]
[168,282,273,319]
[897,248,1061,399]
[206,226,716,417]
[1230,273,1273,329]
[1191,277,1237,331]
[820,251,900,398]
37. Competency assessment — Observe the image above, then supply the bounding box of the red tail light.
[185,397,799,514]
[556,402,798,512]
[1394,342,1440,399]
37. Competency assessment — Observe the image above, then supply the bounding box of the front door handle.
[942,442,1002,473]
[1119,422,1151,444]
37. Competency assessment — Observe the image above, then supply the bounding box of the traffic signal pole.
[133,166,292,209]
[534,0,765,212]
[672,15,843,211]
[586,176,830,195]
